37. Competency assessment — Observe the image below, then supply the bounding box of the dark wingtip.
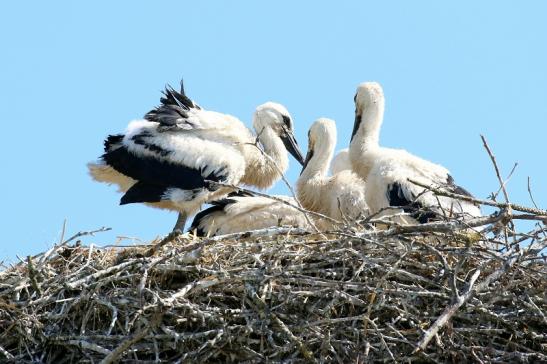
[104,134,124,152]
[180,78,185,96]
[188,204,226,236]
[119,195,131,205]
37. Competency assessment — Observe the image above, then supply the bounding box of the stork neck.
[300,142,334,182]
[257,126,289,174]
[355,103,384,150]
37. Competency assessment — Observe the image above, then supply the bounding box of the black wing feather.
[102,144,227,191]
[104,134,124,152]
[120,182,168,205]
[189,204,226,237]
[189,191,255,236]
[144,84,201,129]
[387,182,437,224]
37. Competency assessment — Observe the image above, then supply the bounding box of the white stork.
[88,82,305,232]
[349,82,480,224]
[297,118,368,229]
[188,191,311,237]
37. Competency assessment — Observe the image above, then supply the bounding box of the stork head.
[253,102,305,166]
[301,118,337,173]
[351,82,385,141]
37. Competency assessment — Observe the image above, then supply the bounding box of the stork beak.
[350,112,362,142]
[300,148,314,175]
[281,129,305,166]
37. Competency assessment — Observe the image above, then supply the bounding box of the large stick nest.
[0,214,546,363]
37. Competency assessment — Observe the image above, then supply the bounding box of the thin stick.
[99,311,163,364]
[414,269,481,352]
[55,339,112,356]
[481,135,512,207]
[527,177,540,210]
[407,179,547,216]
[415,243,523,352]
[481,135,515,246]
[58,219,67,246]
[37,226,112,267]
[492,162,518,200]
[0,345,13,360]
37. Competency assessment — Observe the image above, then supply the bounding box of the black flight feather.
[144,84,201,127]
[188,190,254,236]
[387,182,437,224]
[104,134,124,152]
[120,182,168,205]
[101,144,227,191]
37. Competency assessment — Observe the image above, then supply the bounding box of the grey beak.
[300,148,314,175]
[280,129,305,166]
[350,113,362,142]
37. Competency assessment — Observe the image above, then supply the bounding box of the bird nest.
[0,213,546,363]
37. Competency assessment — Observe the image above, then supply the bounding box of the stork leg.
[172,212,187,233]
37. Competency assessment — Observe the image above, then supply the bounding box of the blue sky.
[1,1,546,263]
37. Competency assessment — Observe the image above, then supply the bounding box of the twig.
[65,260,140,289]
[492,162,518,200]
[99,311,163,364]
[0,345,13,360]
[408,178,547,215]
[415,242,524,352]
[55,339,112,356]
[527,177,540,210]
[414,269,481,352]
[208,226,310,241]
[481,135,515,246]
[37,226,111,267]
[480,135,512,206]
[524,294,547,325]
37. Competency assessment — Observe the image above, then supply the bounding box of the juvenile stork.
[297,118,368,229]
[189,191,311,237]
[349,82,480,223]
[88,82,305,232]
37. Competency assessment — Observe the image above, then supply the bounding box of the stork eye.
[353,94,357,103]
[281,115,292,129]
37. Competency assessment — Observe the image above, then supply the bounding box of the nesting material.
[0,213,546,363]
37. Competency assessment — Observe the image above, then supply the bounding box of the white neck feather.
[355,99,384,150]
[349,97,384,180]
[258,126,289,173]
[241,126,288,189]
[300,138,334,182]
[297,128,335,212]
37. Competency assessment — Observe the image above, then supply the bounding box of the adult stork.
[297,118,368,229]
[88,82,305,232]
[349,82,480,224]
[189,191,311,237]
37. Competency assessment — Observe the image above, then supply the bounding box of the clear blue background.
[1,1,546,264]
